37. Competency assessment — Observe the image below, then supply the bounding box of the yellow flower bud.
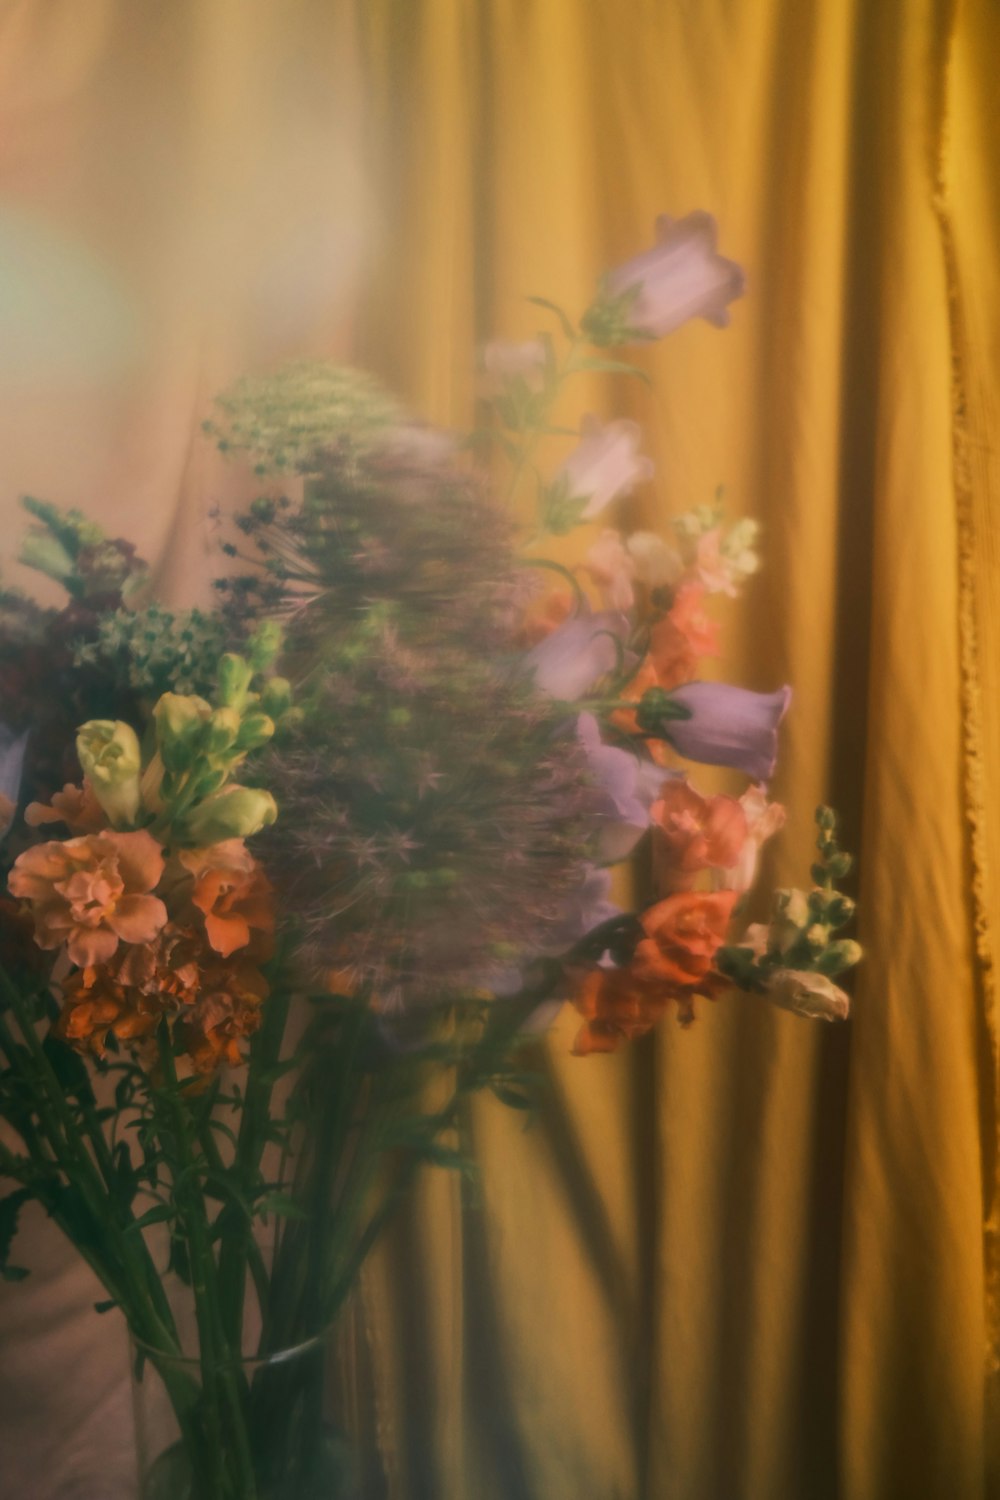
[76,720,142,827]
[183,785,278,844]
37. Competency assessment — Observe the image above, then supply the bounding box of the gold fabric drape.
[1,4,998,1498]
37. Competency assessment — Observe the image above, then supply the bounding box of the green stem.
[156,1032,256,1500]
[502,335,582,510]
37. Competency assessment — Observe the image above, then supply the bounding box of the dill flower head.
[204,361,404,474]
[210,362,598,1006]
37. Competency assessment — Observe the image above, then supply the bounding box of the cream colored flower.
[765,968,850,1022]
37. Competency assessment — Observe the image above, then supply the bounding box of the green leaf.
[42,1035,94,1102]
[93,1299,118,1314]
[526,295,577,341]
[257,1193,309,1221]
[124,1204,174,1235]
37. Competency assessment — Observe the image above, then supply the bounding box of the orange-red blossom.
[571,889,737,1054]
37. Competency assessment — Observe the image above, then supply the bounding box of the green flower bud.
[183,785,278,844]
[819,939,863,975]
[247,621,284,672]
[824,893,856,927]
[235,711,275,753]
[206,706,241,754]
[217,654,254,710]
[76,720,142,827]
[260,677,292,719]
[20,530,75,583]
[154,695,212,774]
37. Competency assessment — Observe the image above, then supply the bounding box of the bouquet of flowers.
[0,212,860,1500]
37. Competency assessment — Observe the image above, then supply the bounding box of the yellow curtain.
[0,3,997,1498]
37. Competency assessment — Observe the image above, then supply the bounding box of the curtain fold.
[0,3,996,1497]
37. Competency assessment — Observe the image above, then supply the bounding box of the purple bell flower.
[664,683,791,782]
[576,712,665,862]
[527,611,629,700]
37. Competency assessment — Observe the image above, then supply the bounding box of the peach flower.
[9,828,167,968]
[25,781,107,833]
[716,784,787,893]
[177,839,275,959]
[652,780,748,891]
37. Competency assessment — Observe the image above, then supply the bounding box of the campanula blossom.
[663,683,791,782]
[554,416,654,521]
[527,610,629,700]
[587,212,745,344]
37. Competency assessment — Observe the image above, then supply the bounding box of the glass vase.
[130,1326,361,1500]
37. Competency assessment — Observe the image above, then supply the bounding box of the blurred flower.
[585,212,745,344]
[696,521,761,596]
[76,720,142,828]
[0,725,28,804]
[583,529,636,610]
[577,713,656,862]
[177,839,275,959]
[662,683,791,781]
[480,338,548,394]
[667,582,720,659]
[716,784,787,892]
[528,610,629,700]
[651,780,747,891]
[9,829,167,968]
[0,725,28,836]
[764,968,850,1022]
[542,864,620,953]
[571,965,673,1054]
[554,416,654,521]
[625,531,684,589]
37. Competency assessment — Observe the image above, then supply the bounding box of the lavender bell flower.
[663,683,791,782]
[527,610,630,701]
[577,712,663,862]
[585,212,745,345]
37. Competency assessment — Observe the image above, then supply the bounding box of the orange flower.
[9,829,168,968]
[632,889,737,987]
[571,965,673,1054]
[651,780,747,891]
[666,581,720,659]
[569,890,737,1053]
[177,839,275,958]
[55,922,267,1072]
[24,781,107,834]
[178,957,269,1073]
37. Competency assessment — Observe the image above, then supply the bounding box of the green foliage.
[73,604,234,699]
